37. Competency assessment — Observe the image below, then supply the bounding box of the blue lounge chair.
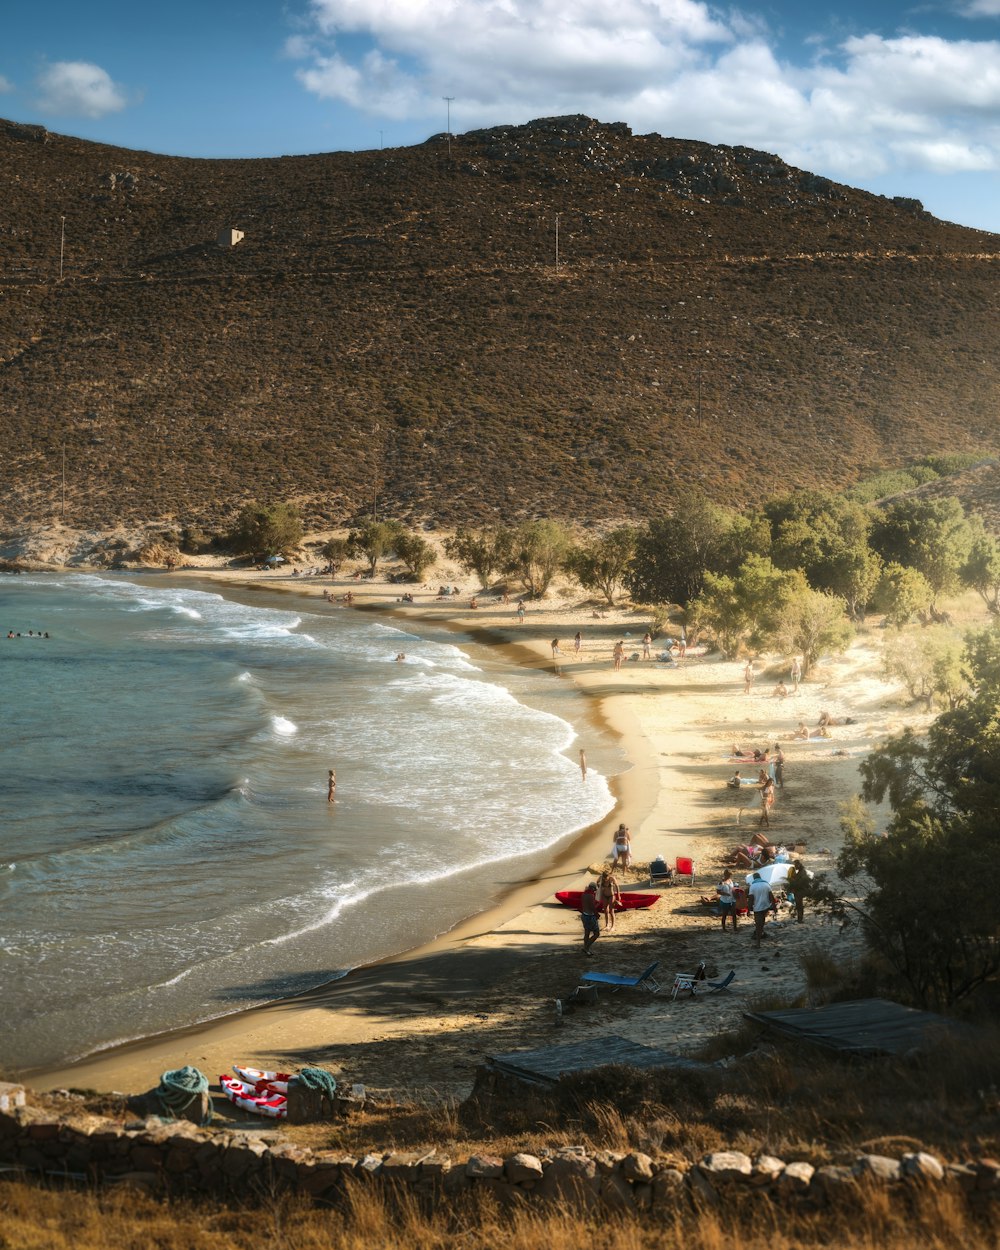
[705,969,736,993]
[580,961,660,994]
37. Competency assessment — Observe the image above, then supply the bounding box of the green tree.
[320,536,349,572]
[228,501,304,557]
[443,526,514,589]
[771,584,853,676]
[834,630,1000,1007]
[394,530,436,580]
[838,798,999,1008]
[960,517,1000,614]
[870,496,973,609]
[689,555,793,658]
[347,520,403,576]
[505,520,572,598]
[765,490,881,620]
[626,493,766,607]
[875,562,933,627]
[881,628,968,711]
[564,526,637,605]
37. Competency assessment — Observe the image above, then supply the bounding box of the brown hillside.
[1,113,998,532]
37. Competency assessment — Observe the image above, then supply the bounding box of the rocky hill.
[1,113,998,533]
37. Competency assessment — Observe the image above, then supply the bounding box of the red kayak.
[555,890,660,911]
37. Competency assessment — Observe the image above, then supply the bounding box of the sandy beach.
[26,558,942,1101]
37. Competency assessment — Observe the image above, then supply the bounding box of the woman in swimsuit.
[597,869,622,929]
[611,823,632,871]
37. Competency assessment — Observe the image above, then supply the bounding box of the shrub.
[227,501,304,557]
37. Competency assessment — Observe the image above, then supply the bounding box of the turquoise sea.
[0,573,620,1072]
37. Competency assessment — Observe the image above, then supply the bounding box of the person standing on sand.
[327,769,336,802]
[551,639,563,659]
[580,882,601,955]
[786,858,812,923]
[579,748,587,780]
[758,772,774,828]
[790,657,802,692]
[772,743,785,789]
[574,631,582,655]
[748,871,776,944]
[613,641,625,672]
[597,869,622,929]
[717,870,738,931]
[516,600,525,624]
[642,632,652,660]
[611,823,632,871]
[743,661,755,694]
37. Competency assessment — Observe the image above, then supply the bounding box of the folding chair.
[674,856,696,884]
[649,857,673,886]
[671,961,706,1000]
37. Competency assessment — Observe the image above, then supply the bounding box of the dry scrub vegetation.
[1,1179,996,1250]
[1,115,999,532]
[7,1024,997,1248]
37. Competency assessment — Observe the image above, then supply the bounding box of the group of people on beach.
[579,866,628,954]
[704,855,812,940]
[577,822,635,953]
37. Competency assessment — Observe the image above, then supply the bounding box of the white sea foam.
[0,571,619,1070]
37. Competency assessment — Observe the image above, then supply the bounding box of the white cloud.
[290,0,1000,181]
[35,61,127,119]
[959,0,1000,16]
[283,34,315,59]
[0,75,13,94]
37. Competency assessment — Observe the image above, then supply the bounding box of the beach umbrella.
[745,862,791,887]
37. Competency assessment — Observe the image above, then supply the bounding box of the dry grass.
[242,1023,1000,1167]
[1,1172,997,1250]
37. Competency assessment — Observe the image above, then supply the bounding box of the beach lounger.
[705,970,736,993]
[580,961,660,994]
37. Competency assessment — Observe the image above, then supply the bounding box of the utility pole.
[372,422,380,522]
[59,215,66,281]
[443,97,454,158]
[379,130,383,150]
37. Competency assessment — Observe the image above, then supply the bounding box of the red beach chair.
[674,856,696,884]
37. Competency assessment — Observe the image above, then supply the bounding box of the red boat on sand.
[555,890,660,911]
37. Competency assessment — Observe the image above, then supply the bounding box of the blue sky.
[3,0,1000,232]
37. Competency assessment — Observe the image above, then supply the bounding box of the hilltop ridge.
[1,114,998,531]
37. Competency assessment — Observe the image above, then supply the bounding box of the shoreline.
[25,564,937,1098]
[26,572,663,1093]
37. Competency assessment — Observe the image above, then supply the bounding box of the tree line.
[222,466,1000,671]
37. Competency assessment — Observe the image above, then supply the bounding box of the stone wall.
[1,1098,998,1212]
